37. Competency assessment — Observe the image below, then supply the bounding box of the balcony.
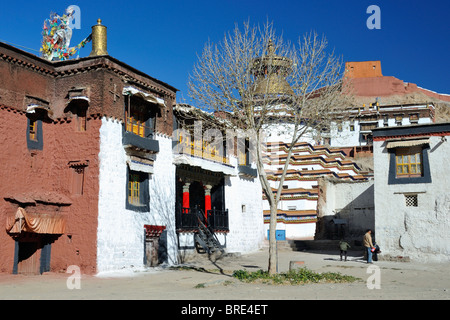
[123,98,159,153]
[176,207,229,233]
[122,131,159,153]
[175,137,229,165]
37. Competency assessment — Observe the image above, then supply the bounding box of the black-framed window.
[388,145,431,184]
[75,105,87,132]
[26,116,43,150]
[395,146,423,178]
[126,168,149,211]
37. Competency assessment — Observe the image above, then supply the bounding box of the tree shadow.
[172,252,236,277]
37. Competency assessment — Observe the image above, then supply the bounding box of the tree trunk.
[268,203,278,274]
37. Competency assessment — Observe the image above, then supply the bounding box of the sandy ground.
[0,247,449,302]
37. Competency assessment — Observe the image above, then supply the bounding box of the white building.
[173,104,264,258]
[262,122,368,241]
[97,87,178,273]
[372,122,450,262]
[328,103,435,148]
[96,102,266,273]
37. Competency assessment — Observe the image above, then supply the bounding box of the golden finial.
[89,18,108,56]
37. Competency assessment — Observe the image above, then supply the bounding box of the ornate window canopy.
[123,86,165,108]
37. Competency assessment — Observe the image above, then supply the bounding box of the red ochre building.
[0,22,176,274]
[0,20,265,275]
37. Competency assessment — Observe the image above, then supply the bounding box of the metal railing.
[207,208,229,232]
[176,207,229,232]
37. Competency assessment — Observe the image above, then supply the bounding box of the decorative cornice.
[0,42,177,100]
[267,170,368,182]
[0,104,26,115]
[372,122,450,139]
[265,143,348,159]
[265,158,362,173]
[0,51,56,76]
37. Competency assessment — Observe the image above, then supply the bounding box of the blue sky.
[1,0,449,102]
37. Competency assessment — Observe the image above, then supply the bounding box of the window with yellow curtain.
[29,119,37,141]
[26,114,43,150]
[126,114,145,137]
[395,146,423,178]
[126,110,146,137]
[126,169,149,211]
[125,96,156,138]
[128,173,141,205]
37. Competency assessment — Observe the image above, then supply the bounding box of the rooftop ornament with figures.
[40,6,91,61]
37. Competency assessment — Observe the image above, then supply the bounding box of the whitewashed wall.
[97,117,176,273]
[147,133,177,265]
[223,157,265,253]
[225,173,265,253]
[374,135,450,262]
[262,199,317,213]
[262,221,316,240]
[317,177,374,239]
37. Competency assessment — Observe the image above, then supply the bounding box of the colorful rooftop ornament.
[40,7,91,61]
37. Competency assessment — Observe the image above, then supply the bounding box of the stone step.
[268,239,364,251]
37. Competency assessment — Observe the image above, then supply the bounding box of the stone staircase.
[194,210,225,255]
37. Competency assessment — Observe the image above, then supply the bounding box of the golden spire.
[252,40,293,96]
[267,39,275,55]
[89,19,108,56]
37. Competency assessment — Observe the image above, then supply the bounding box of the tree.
[188,21,353,274]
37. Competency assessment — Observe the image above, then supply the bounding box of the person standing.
[363,229,375,263]
[339,239,351,261]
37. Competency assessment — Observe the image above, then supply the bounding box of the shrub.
[232,267,360,285]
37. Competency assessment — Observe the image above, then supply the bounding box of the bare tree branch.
[188,21,353,274]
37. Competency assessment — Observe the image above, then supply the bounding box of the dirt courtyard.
[0,247,448,301]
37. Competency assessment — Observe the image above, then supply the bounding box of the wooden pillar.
[182,182,190,209]
[204,184,212,222]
